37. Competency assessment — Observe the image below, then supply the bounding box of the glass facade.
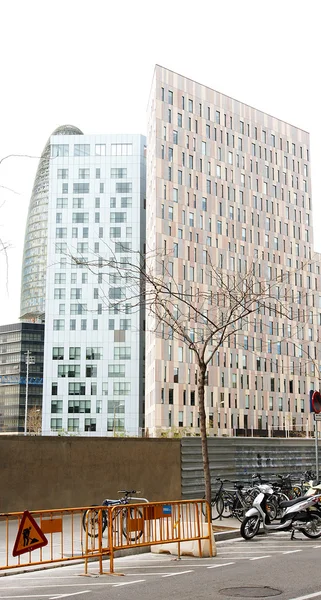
[20,125,83,320]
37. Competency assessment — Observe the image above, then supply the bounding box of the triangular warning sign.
[12,510,48,556]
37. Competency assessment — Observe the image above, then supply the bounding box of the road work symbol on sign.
[12,510,48,556]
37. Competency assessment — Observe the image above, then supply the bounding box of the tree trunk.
[198,361,212,515]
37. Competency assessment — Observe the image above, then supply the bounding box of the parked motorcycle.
[241,482,321,540]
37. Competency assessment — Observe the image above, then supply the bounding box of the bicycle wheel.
[274,492,289,519]
[221,491,234,518]
[233,498,245,522]
[82,507,108,538]
[122,507,144,542]
[215,495,225,520]
[292,486,302,498]
[202,493,224,520]
[265,499,277,521]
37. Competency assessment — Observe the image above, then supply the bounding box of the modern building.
[0,322,44,433]
[145,65,321,437]
[42,133,146,436]
[20,125,83,321]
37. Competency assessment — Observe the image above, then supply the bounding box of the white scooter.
[241,482,321,540]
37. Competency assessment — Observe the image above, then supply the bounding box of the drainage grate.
[219,587,282,598]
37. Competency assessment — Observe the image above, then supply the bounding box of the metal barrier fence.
[0,507,92,572]
[0,500,213,575]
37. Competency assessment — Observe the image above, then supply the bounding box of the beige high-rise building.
[145,65,321,438]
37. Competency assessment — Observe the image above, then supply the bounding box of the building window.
[52,347,64,360]
[116,182,132,194]
[52,144,69,157]
[51,418,62,431]
[58,364,80,377]
[114,347,131,360]
[86,347,102,359]
[73,197,84,208]
[56,198,68,208]
[111,144,132,156]
[68,418,79,432]
[69,382,86,395]
[51,400,62,413]
[57,169,68,179]
[108,364,125,377]
[70,347,81,360]
[79,168,90,179]
[73,183,89,194]
[86,365,97,377]
[74,144,90,156]
[121,197,132,208]
[111,168,127,179]
[85,419,96,432]
[95,144,106,155]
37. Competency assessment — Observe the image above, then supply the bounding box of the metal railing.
[0,500,213,574]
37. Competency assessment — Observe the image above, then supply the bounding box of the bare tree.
[26,407,42,435]
[73,247,292,509]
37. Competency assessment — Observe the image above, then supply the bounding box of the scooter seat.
[279,496,306,508]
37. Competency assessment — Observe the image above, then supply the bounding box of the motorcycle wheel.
[240,515,260,540]
[301,513,321,539]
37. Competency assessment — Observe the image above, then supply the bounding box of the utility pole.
[24,351,35,435]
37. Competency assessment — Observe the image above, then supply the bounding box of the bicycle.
[220,482,254,522]
[82,489,149,541]
[202,477,226,520]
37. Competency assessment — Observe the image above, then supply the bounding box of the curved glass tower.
[20,125,83,320]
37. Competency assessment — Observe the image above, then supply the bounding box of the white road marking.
[0,585,111,590]
[50,593,90,600]
[207,562,235,569]
[162,570,194,578]
[113,580,145,587]
[0,596,90,600]
[282,550,302,554]
[288,592,321,600]
[249,555,271,560]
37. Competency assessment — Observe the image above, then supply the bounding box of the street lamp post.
[24,351,35,435]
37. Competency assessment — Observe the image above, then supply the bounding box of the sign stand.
[311,391,321,481]
[12,511,48,557]
[315,415,319,481]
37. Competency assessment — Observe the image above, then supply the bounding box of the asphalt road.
[1,532,321,599]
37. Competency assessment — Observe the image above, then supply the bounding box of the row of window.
[166,163,308,198]
[51,381,130,400]
[163,142,308,182]
[57,167,129,180]
[51,143,133,157]
[160,89,309,160]
[55,226,132,240]
[56,197,133,209]
[53,400,127,414]
[50,418,125,432]
[56,182,133,195]
[52,346,102,360]
[160,385,307,414]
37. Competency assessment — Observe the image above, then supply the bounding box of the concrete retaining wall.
[0,437,181,512]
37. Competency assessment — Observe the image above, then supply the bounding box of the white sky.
[0,0,320,325]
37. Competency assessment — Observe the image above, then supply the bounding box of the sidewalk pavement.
[212,516,241,541]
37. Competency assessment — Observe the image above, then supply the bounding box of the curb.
[214,528,240,541]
